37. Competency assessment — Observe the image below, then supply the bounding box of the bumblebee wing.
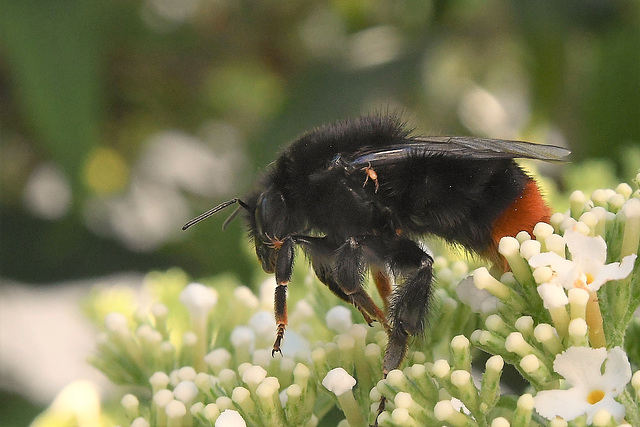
[347,137,570,167]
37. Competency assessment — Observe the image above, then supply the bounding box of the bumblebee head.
[181,187,291,275]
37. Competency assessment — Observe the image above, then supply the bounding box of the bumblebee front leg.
[272,236,295,356]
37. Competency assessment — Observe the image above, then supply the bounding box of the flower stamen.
[573,279,588,290]
[587,389,605,405]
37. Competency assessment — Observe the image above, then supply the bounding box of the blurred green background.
[0,0,639,424]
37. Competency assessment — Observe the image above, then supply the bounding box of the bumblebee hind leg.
[384,239,434,375]
[371,267,392,313]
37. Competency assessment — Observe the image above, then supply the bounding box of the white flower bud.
[322,368,356,396]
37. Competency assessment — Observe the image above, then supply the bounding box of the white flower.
[529,229,636,295]
[534,346,632,423]
[455,275,499,314]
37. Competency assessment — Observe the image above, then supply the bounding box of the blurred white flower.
[325,305,353,333]
[455,275,499,314]
[23,162,72,220]
[179,283,218,319]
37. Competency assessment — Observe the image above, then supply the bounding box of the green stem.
[619,389,640,427]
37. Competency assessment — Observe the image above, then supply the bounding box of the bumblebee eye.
[254,188,286,241]
[254,194,266,237]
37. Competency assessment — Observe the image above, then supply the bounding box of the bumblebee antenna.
[182,198,248,230]
[222,206,241,230]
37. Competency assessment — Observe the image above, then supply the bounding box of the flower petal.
[564,229,607,267]
[529,252,572,272]
[553,346,608,389]
[456,276,499,314]
[534,387,589,421]
[600,346,632,396]
[585,396,626,424]
[529,252,581,289]
[588,254,637,291]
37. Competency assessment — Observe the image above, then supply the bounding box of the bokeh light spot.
[23,163,72,220]
[83,147,129,195]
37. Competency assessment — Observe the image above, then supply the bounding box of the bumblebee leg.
[310,256,381,323]
[383,239,434,374]
[334,238,365,294]
[312,261,355,302]
[361,162,379,192]
[272,236,295,356]
[334,237,388,328]
[298,235,386,327]
[371,267,392,312]
[293,236,349,301]
[371,239,433,426]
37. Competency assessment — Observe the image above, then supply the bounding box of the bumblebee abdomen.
[388,157,533,252]
[489,178,551,247]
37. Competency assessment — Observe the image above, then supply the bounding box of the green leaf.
[0,0,104,198]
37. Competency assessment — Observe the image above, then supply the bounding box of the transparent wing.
[347,136,570,168]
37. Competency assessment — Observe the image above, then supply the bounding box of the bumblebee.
[183,115,569,377]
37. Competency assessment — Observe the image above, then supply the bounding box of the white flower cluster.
[450,187,640,426]
[78,179,640,427]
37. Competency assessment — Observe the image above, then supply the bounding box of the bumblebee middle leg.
[298,235,388,328]
[333,237,388,327]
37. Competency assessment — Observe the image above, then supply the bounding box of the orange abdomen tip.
[491,179,551,250]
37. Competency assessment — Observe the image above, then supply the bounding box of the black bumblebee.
[183,115,569,376]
